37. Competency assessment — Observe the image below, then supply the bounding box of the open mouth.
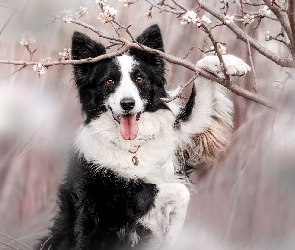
[111,109,141,140]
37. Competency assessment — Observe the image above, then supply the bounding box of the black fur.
[36,153,158,250]
[174,85,196,130]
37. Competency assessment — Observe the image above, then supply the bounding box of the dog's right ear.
[71,32,106,84]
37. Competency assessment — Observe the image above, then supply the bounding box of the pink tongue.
[120,114,138,140]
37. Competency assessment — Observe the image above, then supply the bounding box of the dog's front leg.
[139,183,190,248]
[73,204,95,250]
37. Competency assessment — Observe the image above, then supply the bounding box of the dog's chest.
[75,110,180,183]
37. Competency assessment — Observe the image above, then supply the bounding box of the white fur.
[107,55,144,114]
[75,109,181,183]
[168,55,250,164]
[139,183,190,249]
[197,55,251,79]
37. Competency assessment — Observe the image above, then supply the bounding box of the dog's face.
[72,25,169,140]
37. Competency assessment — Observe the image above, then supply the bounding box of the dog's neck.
[74,110,184,183]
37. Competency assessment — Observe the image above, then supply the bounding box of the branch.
[161,74,199,103]
[287,0,295,58]
[196,0,295,68]
[0,47,129,67]
[0,14,277,111]
[144,0,184,15]
[263,0,294,51]
[0,232,30,249]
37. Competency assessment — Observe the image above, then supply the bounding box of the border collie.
[36,24,250,250]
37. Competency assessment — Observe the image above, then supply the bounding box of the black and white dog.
[36,25,250,250]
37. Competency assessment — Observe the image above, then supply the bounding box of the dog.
[36,24,250,250]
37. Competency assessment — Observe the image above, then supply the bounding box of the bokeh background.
[0,0,295,249]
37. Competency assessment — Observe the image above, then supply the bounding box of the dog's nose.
[120,98,135,111]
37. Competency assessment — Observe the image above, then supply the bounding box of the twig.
[161,74,199,102]
[0,10,15,35]
[246,33,258,93]
[202,24,231,85]
[0,232,31,249]
[171,0,187,11]
[2,65,27,79]
[0,241,18,250]
[144,0,184,15]
[182,46,195,60]
[0,225,14,249]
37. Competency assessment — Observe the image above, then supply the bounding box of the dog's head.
[72,25,169,140]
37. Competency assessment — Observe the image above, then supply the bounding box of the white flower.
[20,32,36,46]
[97,5,117,23]
[211,43,227,55]
[196,15,212,27]
[200,15,212,24]
[181,11,198,25]
[41,57,51,63]
[224,15,235,24]
[259,6,272,17]
[58,9,73,23]
[96,0,107,5]
[59,48,71,60]
[33,63,46,77]
[242,14,254,24]
[265,31,271,41]
[76,6,88,18]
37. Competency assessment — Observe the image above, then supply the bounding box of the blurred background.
[0,0,294,249]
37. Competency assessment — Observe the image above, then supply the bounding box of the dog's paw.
[128,230,140,247]
[197,55,251,78]
[139,183,190,245]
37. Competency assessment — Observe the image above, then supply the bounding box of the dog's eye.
[136,76,144,83]
[106,79,114,85]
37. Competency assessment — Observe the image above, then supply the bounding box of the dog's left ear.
[129,25,165,84]
[132,24,164,52]
[129,24,164,65]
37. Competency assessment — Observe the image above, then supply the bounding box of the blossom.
[242,14,254,24]
[76,6,88,18]
[211,43,227,55]
[196,15,212,27]
[33,63,46,77]
[59,48,71,60]
[20,32,36,46]
[97,5,117,23]
[259,6,272,17]
[265,31,271,41]
[58,9,73,23]
[181,11,198,25]
[96,0,107,5]
[41,57,51,63]
[224,15,235,24]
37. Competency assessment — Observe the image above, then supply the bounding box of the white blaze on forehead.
[107,55,143,114]
[117,55,135,78]
[116,55,137,97]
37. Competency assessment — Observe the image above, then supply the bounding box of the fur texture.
[36,25,250,250]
